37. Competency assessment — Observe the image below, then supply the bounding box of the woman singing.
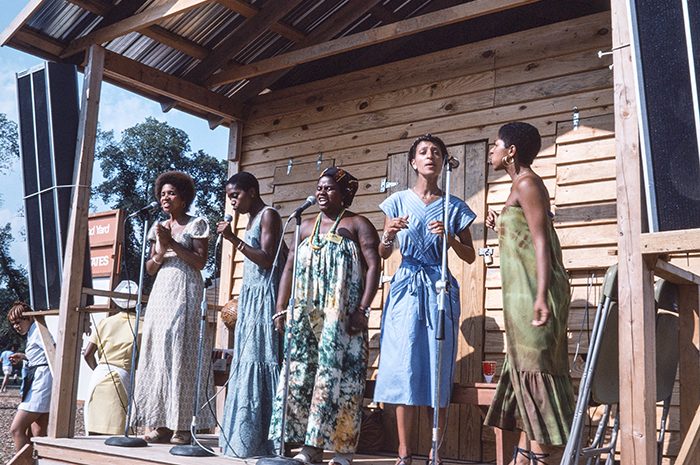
[133,171,214,444]
[373,134,476,465]
[483,122,574,465]
[269,167,380,465]
[218,172,286,457]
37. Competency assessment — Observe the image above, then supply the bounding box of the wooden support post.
[611,1,657,464]
[48,45,104,438]
[34,316,56,375]
[214,120,243,424]
[679,284,700,436]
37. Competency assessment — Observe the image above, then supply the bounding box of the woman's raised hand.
[385,215,409,241]
[216,221,233,240]
[485,209,499,231]
[156,223,173,248]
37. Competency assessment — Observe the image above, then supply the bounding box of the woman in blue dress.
[217,172,286,457]
[374,134,476,465]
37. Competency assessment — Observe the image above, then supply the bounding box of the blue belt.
[400,257,442,328]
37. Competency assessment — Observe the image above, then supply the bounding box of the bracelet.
[152,256,162,265]
[236,240,246,251]
[272,310,287,321]
[381,232,394,247]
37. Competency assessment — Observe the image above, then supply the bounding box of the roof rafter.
[102,49,243,121]
[186,0,303,83]
[230,0,384,103]
[209,0,540,87]
[215,0,306,43]
[61,0,212,58]
[0,0,45,46]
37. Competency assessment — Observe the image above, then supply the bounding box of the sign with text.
[88,210,124,278]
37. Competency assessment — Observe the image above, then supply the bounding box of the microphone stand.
[170,286,214,457]
[430,159,455,465]
[105,214,151,448]
[257,210,305,465]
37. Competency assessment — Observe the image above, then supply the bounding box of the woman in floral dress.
[269,167,381,465]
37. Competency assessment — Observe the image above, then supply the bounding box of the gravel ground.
[1,386,85,464]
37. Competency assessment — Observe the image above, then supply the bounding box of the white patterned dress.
[133,215,215,431]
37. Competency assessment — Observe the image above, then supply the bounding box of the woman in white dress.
[133,171,214,444]
[8,301,53,451]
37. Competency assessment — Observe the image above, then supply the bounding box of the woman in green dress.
[483,122,575,465]
[269,167,381,465]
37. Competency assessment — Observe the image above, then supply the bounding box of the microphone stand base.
[169,443,215,457]
[257,456,305,465]
[104,436,148,448]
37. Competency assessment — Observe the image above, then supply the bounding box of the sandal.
[511,447,531,465]
[529,451,551,464]
[329,453,353,465]
[170,430,191,444]
[293,445,324,464]
[144,427,173,443]
[395,456,412,465]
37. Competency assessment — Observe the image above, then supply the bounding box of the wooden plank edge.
[653,259,700,286]
[641,229,700,255]
[676,406,700,465]
[0,0,45,46]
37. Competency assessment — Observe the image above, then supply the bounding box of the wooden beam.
[653,259,700,286]
[186,0,303,83]
[61,0,212,58]
[208,0,539,86]
[678,284,700,441]
[612,0,657,463]
[6,443,32,465]
[215,121,242,423]
[102,50,243,120]
[677,406,700,465]
[215,0,306,42]
[230,0,384,102]
[12,28,64,58]
[48,45,104,438]
[66,0,113,15]
[34,316,56,376]
[641,228,700,255]
[140,25,209,60]
[0,0,45,46]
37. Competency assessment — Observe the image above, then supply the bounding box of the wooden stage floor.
[32,436,491,465]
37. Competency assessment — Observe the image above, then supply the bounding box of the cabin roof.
[1,0,609,124]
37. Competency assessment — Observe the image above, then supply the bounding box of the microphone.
[127,201,159,218]
[447,157,460,169]
[216,214,234,248]
[292,196,317,216]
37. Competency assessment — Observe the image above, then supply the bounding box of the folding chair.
[562,266,679,465]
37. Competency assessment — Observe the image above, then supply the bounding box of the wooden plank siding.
[212,11,666,463]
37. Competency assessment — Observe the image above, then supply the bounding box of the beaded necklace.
[309,209,346,250]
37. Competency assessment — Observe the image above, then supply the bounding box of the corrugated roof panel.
[163,3,243,48]
[27,0,96,42]
[234,30,292,64]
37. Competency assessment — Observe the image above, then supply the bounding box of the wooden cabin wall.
[215,10,696,463]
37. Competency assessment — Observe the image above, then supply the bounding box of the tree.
[0,113,25,350]
[94,117,227,280]
[0,113,19,173]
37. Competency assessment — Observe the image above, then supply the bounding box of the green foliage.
[0,113,19,175]
[0,224,28,350]
[94,117,227,278]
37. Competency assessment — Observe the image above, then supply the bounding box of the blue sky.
[0,4,229,268]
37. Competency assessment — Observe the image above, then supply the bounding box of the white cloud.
[98,84,164,134]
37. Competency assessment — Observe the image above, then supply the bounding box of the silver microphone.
[216,214,234,248]
[447,157,460,169]
[292,196,317,215]
[127,201,159,218]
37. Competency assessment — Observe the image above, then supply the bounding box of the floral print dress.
[269,212,368,454]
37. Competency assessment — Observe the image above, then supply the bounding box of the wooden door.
[377,141,489,461]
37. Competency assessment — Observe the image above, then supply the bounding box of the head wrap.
[320,167,359,207]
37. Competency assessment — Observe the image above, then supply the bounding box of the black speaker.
[630,0,700,232]
[17,62,92,311]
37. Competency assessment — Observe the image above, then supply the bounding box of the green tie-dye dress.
[269,213,368,453]
[484,206,575,446]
